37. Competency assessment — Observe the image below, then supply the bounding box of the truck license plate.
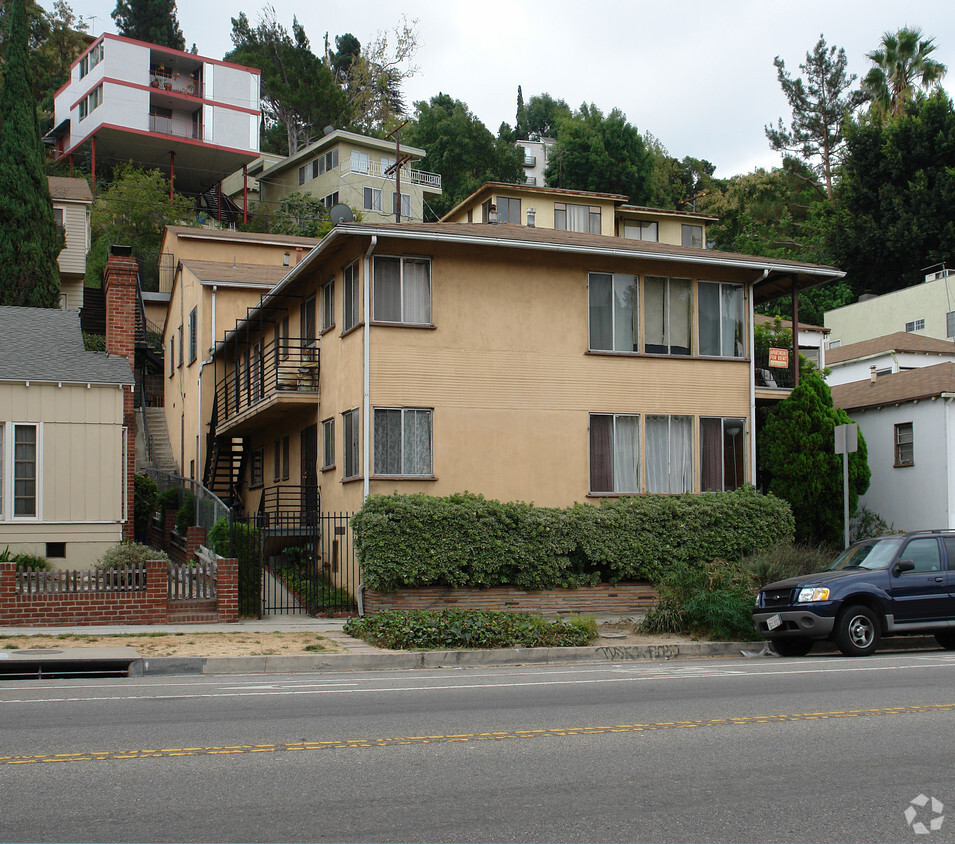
[766,614,782,631]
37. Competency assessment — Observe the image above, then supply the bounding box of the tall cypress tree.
[0,0,61,308]
[112,0,186,51]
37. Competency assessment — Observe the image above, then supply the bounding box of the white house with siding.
[48,176,92,311]
[0,308,134,567]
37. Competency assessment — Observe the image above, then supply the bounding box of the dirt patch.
[0,631,346,657]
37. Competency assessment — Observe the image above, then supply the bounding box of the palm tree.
[863,27,947,119]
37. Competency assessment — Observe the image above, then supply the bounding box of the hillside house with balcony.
[48,176,92,311]
[246,130,442,224]
[44,35,260,195]
[443,182,716,247]
[206,222,842,562]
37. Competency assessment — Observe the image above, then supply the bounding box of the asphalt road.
[2,651,954,843]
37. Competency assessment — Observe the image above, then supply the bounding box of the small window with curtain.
[321,418,335,470]
[645,415,692,493]
[342,262,359,332]
[681,225,703,248]
[342,409,359,479]
[895,422,914,467]
[589,414,640,494]
[373,256,432,325]
[700,418,746,491]
[321,279,335,333]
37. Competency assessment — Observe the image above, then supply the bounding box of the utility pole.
[384,121,411,222]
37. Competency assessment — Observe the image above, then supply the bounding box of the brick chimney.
[104,245,138,540]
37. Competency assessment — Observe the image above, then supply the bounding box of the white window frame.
[372,255,432,325]
[895,422,914,467]
[373,407,433,477]
[392,192,411,218]
[363,186,382,212]
[554,202,600,234]
[1,422,41,521]
[905,318,926,333]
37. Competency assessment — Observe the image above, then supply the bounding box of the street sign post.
[834,423,859,549]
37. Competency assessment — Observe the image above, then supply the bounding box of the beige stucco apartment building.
[206,221,842,524]
[158,226,319,482]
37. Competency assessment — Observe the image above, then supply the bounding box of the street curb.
[136,636,945,676]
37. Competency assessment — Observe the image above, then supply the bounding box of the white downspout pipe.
[362,236,377,501]
[750,270,769,487]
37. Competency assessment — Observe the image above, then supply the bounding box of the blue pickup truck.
[753,531,955,656]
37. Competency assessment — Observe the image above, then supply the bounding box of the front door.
[301,424,318,525]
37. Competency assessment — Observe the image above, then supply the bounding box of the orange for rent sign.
[768,348,789,368]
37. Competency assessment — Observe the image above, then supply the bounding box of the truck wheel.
[834,605,881,656]
[772,638,813,657]
[935,631,955,650]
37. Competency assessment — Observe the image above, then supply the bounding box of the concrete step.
[143,408,179,473]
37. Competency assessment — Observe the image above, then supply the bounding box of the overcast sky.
[69,0,955,178]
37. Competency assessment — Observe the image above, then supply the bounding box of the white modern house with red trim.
[45,34,260,196]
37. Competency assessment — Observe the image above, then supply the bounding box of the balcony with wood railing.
[215,337,319,434]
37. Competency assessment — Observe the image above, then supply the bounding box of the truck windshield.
[828,537,904,571]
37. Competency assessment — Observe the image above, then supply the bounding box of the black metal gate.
[227,510,358,617]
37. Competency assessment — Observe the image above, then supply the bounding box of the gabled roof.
[179,259,292,288]
[831,362,955,411]
[48,176,92,203]
[0,307,133,386]
[827,332,955,365]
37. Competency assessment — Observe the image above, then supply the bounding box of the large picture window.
[700,417,745,491]
[589,273,639,352]
[589,414,640,494]
[373,256,431,324]
[698,281,744,357]
[374,408,433,476]
[644,276,692,355]
[645,415,692,493]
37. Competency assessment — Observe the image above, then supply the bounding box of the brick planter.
[362,582,659,616]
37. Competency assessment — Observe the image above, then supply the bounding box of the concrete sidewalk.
[0,617,942,677]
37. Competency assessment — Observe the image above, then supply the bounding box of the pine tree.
[111,0,185,51]
[0,0,62,308]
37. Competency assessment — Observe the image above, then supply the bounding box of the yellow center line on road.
[4,702,952,766]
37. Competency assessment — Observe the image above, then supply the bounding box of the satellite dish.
[329,203,355,225]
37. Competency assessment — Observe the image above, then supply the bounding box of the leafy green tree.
[0,0,62,307]
[85,164,194,287]
[111,0,185,51]
[225,10,349,155]
[765,35,864,198]
[522,92,571,140]
[266,192,333,238]
[544,104,652,203]
[862,26,947,120]
[0,0,89,132]
[405,93,524,219]
[760,372,869,545]
[643,134,716,209]
[827,89,955,295]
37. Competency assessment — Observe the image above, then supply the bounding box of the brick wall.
[362,583,659,616]
[104,250,138,541]
[0,553,240,627]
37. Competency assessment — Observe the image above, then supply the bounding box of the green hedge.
[352,488,794,591]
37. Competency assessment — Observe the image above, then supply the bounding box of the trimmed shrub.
[352,488,794,591]
[158,488,180,513]
[175,492,196,535]
[742,542,837,587]
[640,559,760,641]
[209,518,261,616]
[344,609,597,650]
[97,540,168,569]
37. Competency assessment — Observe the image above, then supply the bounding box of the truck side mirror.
[893,560,916,576]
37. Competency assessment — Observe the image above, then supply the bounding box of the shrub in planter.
[175,492,196,535]
[640,559,759,641]
[158,488,180,514]
[344,608,597,650]
[97,540,169,569]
